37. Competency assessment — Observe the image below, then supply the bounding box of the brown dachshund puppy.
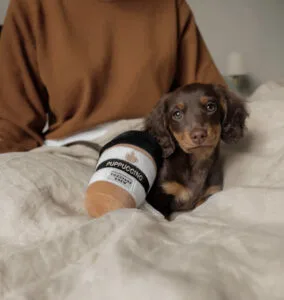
[145,83,248,218]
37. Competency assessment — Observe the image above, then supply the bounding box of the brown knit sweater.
[0,0,225,153]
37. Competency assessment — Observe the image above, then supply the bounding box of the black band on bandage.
[96,158,150,192]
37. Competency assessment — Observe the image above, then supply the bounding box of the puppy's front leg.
[162,179,207,211]
[195,158,223,208]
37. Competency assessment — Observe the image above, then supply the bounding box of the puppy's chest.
[161,156,212,186]
[159,155,214,206]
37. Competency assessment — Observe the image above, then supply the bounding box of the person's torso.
[36,0,180,139]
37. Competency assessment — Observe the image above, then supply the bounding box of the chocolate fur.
[145,83,248,218]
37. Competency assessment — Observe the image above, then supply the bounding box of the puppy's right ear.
[145,93,175,158]
[214,84,249,144]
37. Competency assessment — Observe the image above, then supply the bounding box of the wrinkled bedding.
[1,81,284,299]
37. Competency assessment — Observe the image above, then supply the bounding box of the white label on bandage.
[88,145,157,207]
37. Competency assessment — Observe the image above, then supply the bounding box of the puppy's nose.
[190,128,207,145]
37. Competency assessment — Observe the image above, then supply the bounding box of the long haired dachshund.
[145,83,249,218]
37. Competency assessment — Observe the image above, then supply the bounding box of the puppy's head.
[145,83,249,158]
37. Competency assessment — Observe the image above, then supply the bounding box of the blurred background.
[0,0,283,95]
[187,0,284,95]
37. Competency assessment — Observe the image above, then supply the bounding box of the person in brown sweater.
[0,0,225,153]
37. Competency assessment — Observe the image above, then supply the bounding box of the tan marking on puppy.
[200,96,209,105]
[162,181,192,202]
[203,185,222,198]
[170,128,215,161]
[195,198,206,208]
[220,97,227,115]
[170,129,194,152]
[207,123,221,147]
[176,103,185,110]
[171,123,221,151]
[195,185,222,208]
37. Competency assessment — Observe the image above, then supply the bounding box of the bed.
[1,80,284,299]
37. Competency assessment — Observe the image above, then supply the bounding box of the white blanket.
[2,82,284,299]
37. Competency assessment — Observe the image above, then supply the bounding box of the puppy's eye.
[206,102,217,113]
[172,110,183,121]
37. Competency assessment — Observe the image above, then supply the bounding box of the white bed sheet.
[2,81,284,299]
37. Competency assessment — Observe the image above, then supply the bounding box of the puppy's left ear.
[145,93,176,158]
[214,85,249,144]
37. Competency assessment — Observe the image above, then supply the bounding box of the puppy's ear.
[214,85,249,144]
[145,93,175,158]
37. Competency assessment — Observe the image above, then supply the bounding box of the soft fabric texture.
[0,0,225,153]
[0,118,145,247]
[1,82,284,299]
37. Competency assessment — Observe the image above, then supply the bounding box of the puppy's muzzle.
[190,128,208,145]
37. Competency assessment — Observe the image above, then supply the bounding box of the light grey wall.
[0,0,8,24]
[187,0,284,88]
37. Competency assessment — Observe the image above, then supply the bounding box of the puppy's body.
[146,83,248,218]
[147,144,222,217]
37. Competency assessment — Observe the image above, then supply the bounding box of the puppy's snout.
[190,128,207,145]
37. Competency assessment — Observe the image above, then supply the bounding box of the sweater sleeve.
[0,0,47,153]
[175,0,226,87]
